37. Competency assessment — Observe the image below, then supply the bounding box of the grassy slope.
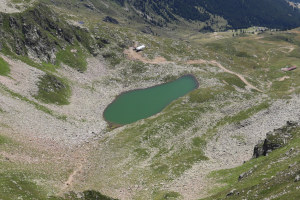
[56,45,88,72]
[202,31,300,98]
[0,132,116,200]
[202,128,300,200]
[0,134,59,200]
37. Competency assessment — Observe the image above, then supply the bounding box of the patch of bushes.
[189,87,217,103]
[235,51,250,58]
[130,61,147,74]
[59,190,118,200]
[192,136,207,147]
[102,52,121,67]
[163,74,177,83]
[34,74,71,105]
[153,190,182,200]
[217,73,246,89]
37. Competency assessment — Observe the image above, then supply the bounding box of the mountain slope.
[199,0,300,29]
[0,3,103,67]
[203,122,300,200]
[1,1,300,200]
[113,0,300,29]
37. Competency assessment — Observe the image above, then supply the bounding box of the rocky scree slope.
[203,121,300,200]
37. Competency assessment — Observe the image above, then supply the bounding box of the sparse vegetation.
[56,46,87,72]
[0,57,10,76]
[0,84,67,120]
[207,101,270,136]
[130,61,147,74]
[153,190,182,200]
[0,173,48,200]
[34,74,71,105]
[58,190,118,200]
[102,52,122,67]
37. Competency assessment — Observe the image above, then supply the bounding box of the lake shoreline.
[103,74,199,127]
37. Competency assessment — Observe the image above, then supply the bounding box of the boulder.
[141,26,154,34]
[103,16,119,24]
[226,189,237,197]
[238,169,253,181]
[295,175,300,182]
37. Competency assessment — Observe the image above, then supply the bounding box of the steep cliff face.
[0,3,100,64]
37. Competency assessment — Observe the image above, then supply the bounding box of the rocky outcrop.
[199,25,214,33]
[226,189,238,197]
[238,167,255,181]
[103,16,119,24]
[0,3,104,64]
[141,26,154,35]
[253,121,299,158]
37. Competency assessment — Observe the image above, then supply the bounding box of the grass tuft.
[0,57,10,76]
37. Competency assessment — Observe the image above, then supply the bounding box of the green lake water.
[103,75,199,125]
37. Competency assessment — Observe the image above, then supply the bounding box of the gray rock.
[289,162,297,168]
[238,172,247,181]
[141,26,154,35]
[103,16,119,24]
[253,121,298,158]
[295,175,300,182]
[83,3,95,10]
[226,189,237,197]
[238,169,253,181]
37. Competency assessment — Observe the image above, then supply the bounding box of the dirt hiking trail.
[125,48,263,92]
[188,59,263,92]
[59,158,86,195]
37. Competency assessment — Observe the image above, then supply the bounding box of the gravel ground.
[166,95,300,200]
[0,0,34,13]
[0,55,44,98]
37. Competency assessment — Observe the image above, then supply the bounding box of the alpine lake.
[104,75,199,125]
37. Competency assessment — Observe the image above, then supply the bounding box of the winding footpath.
[189,59,263,92]
[125,48,263,93]
[59,158,86,195]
